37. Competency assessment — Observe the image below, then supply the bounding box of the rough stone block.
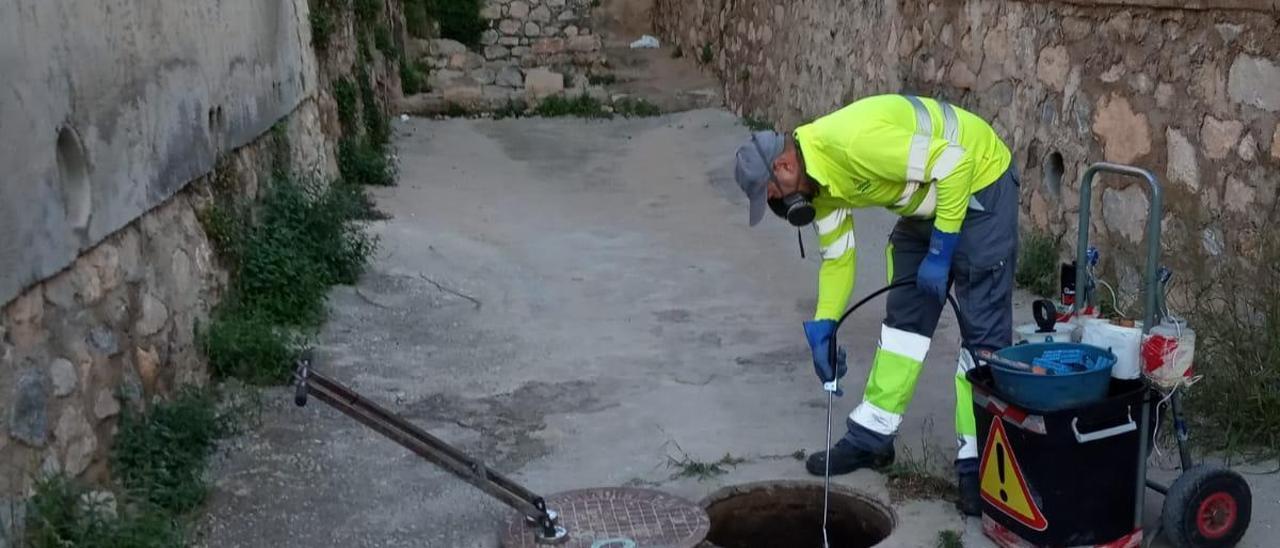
[1200,116,1244,160]
[1091,94,1150,164]
[407,38,433,60]
[499,19,522,35]
[1238,132,1257,162]
[54,405,96,476]
[136,346,159,393]
[568,34,601,53]
[4,288,45,349]
[1166,128,1200,191]
[524,68,565,100]
[497,66,525,88]
[1272,127,1280,160]
[564,25,578,37]
[135,292,169,336]
[443,83,486,109]
[512,46,532,58]
[509,1,530,18]
[428,69,466,91]
[9,367,50,447]
[499,36,521,46]
[472,67,498,86]
[1103,185,1148,244]
[542,24,561,37]
[94,389,120,420]
[49,358,77,397]
[480,3,501,19]
[87,326,119,356]
[548,0,565,6]
[1228,54,1280,112]
[524,22,541,37]
[1225,176,1255,213]
[481,30,501,46]
[558,10,577,22]
[532,38,566,56]
[431,39,469,57]
[530,5,552,22]
[448,51,486,71]
[485,45,511,60]
[1036,45,1069,92]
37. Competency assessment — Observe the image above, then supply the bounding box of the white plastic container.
[1014,322,1079,345]
[1081,319,1144,380]
[1142,318,1197,390]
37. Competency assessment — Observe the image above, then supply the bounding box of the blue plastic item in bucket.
[988,343,1116,412]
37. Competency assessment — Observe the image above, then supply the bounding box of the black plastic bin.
[967,366,1156,547]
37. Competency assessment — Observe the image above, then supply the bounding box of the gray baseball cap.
[734,131,785,226]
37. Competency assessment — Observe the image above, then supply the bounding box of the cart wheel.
[1161,465,1251,547]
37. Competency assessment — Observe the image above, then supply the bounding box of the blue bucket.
[989,343,1116,412]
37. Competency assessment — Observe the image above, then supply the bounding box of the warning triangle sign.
[979,419,1049,531]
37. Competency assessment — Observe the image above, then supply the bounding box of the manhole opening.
[702,483,894,548]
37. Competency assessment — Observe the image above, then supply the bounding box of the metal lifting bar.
[293,355,566,544]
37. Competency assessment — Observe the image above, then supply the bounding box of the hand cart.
[1074,162,1252,547]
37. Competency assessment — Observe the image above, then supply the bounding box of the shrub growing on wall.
[429,0,485,46]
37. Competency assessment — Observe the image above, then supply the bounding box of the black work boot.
[805,439,895,476]
[957,468,982,516]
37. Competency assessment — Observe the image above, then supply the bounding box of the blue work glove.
[803,320,848,396]
[917,228,960,303]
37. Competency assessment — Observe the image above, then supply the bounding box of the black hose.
[826,280,982,380]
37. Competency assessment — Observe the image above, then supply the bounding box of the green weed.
[741,116,772,131]
[200,176,378,384]
[309,8,334,51]
[354,0,381,25]
[666,452,747,481]
[358,69,390,146]
[587,73,617,86]
[671,45,683,59]
[25,387,238,547]
[339,137,395,187]
[700,43,713,64]
[493,99,529,120]
[444,103,472,118]
[428,0,486,46]
[374,24,396,59]
[738,68,750,82]
[590,0,601,7]
[405,0,431,38]
[333,78,360,133]
[400,61,429,95]
[534,94,612,119]
[884,422,957,502]
[1185,234,1280,459]
[112,387,229,512]
[937,530,964,548]
[614,97,661,118]
[25,476,183,548]
[1016,229,1061,298]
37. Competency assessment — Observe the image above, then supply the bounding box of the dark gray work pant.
[843,166,1020,471]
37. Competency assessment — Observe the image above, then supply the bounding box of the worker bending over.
[732,94,1019,515]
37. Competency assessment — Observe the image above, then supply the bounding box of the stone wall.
[398,0,607,113]
[0,0,406,533]
[0,0,319,307]
[654,0,1280,296]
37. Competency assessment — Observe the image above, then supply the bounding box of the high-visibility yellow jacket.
[794,94,1012,320]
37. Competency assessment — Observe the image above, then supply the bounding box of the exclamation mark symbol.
[996,442,1008,503]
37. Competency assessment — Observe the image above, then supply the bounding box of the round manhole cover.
[501,487,709,548]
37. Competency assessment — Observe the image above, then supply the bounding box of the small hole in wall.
[1044,151,1064,196]
[56,126,92,230]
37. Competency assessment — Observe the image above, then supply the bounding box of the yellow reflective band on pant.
[954,353,978,444]
[885,242,895,283]
[863,347,925,415]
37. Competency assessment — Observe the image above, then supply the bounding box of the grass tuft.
[587,73,618,86]
[741,116,773,131]
[614,97,662,118]
[937,530,965,548]
[1016,229,1061,298]
[534,94,612,119]
[400,61,429,95]
[700,43,714,64]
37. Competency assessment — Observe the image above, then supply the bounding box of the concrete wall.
[0,0,318,307]
[654,0,1280,296]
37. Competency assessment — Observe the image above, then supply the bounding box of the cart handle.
[1072,407,1137,443]
[1073,162,1164,334]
